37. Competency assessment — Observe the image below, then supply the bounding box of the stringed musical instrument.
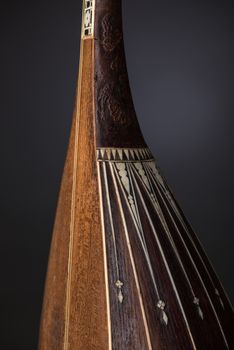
[38,1,234,349]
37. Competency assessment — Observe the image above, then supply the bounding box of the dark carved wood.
[39,1,234,349]
[94,0,146,148]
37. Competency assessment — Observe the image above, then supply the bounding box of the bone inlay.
[97,147,230,349]
[82,0,95,37]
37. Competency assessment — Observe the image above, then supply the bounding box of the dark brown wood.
[94,0,146,148]
[39,1,234,349]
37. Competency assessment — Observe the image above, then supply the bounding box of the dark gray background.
[0,0,233,349]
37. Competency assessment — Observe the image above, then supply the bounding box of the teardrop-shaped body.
[39,1,234,349]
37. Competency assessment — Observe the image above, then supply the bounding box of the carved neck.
[81,0,146,148]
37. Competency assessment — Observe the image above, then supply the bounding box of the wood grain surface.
[39,1,234,349]
[39,39,109,350]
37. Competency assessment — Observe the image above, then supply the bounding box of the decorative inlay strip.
[145,161,227,314]
[113,162,170,327]
[143,161,229,348]
[102,162,124,304]
[127,166,197,348]
[97,147,153,162]
[97,147,230,348]
[110,164,153,349]
[82,0,95,37]
[133,162,205,321]
[97,162,112,349]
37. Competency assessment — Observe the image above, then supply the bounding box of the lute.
[39,0,234,349]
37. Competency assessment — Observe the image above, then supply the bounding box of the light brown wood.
[39,39,109,350]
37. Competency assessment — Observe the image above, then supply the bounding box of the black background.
[1,0,234,349]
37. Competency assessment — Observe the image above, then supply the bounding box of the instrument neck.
[81,0,146,148]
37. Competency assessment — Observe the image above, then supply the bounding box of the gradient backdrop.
[1,0,234,349]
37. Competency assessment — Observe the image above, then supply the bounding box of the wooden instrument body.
[39,1,234,349]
